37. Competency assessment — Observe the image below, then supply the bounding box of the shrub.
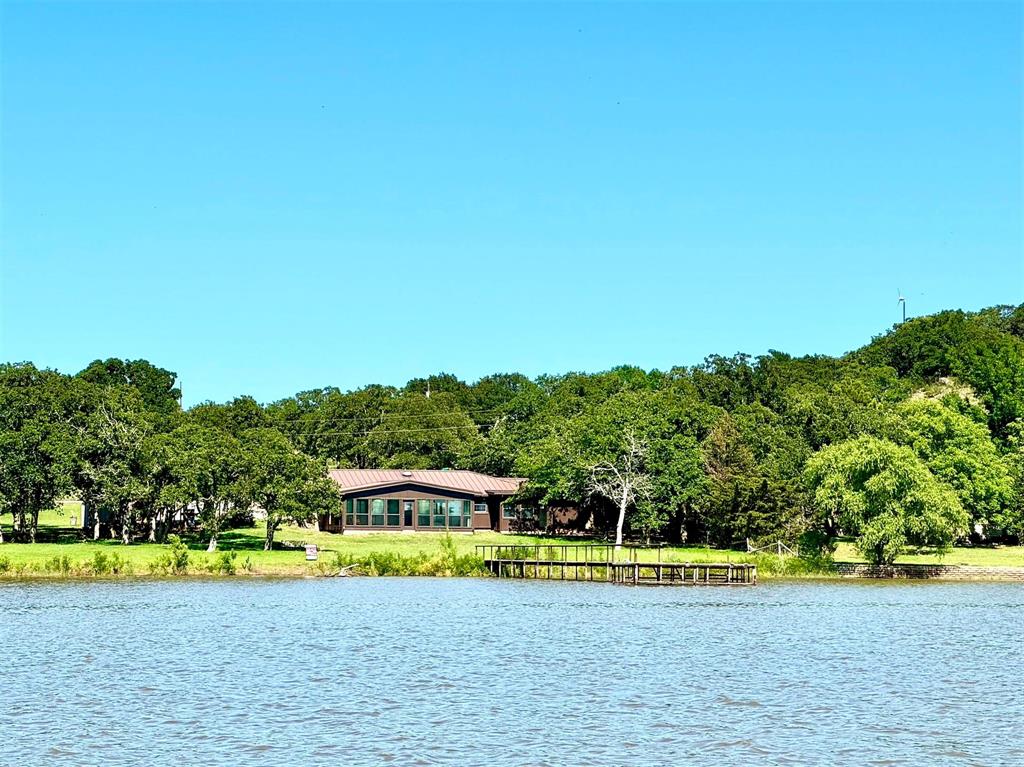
[355,550,431,576]
[206,550,238,575]
[43,554,73,575]
[745,551,837,577]
[88,551,132,576]
[0,555,10,573]
[149,535,191,575]
[798,529,837,560]
[89,552,110,575]
[435,534,486,576]
[324,535,487,577]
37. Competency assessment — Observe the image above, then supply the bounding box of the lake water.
[1,578,1021,766]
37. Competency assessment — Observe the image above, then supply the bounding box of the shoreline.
[3,563,1024,583]
[3,520,1022,583]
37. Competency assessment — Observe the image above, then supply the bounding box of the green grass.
[1,508,1021,578]
[833,541,1024,567]
[38,501,84,528]
[0,511,598,578]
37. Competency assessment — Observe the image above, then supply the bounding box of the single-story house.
[320,469,550,533]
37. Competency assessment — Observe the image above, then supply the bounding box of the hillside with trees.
[2,304,1022,564]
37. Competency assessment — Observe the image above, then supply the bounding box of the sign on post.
[305,544,318,561]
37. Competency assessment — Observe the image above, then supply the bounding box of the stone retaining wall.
[835,562,1024,581]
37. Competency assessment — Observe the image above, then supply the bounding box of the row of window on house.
[340,499,549,528]
[344,499,480,528]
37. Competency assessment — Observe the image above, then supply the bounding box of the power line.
[255,406,511,425]
[285,424,499,438]
[266,410,515,436]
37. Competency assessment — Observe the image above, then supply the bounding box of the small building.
[320,469,540,533]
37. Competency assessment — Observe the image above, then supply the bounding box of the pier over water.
[476,544,757,586]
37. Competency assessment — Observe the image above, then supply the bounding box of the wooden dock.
[476,545,757,586]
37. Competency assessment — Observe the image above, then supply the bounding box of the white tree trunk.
[614,482,629,554]
[207,534,218,553]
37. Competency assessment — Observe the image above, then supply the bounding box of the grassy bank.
[833,542,1024,567]
[1,505,1021,579]
[0,524,808,579]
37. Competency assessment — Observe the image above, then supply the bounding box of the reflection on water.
[1,579,1021,766]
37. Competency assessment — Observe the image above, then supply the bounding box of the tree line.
[0,359,337,551]
[1,304,1022,564]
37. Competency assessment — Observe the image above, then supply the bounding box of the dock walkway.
[476,544,757,586]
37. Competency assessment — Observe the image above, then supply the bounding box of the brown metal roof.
[327,469,525,496]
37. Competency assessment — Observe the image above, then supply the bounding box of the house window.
[417,500,431,527]
[371,499,385,526]
[474,503,488,514]
[433,500,447,528]
[386,499,400,526]
[448,500,462,528]
[345,499,354,526]
[502,505,539,521]
[356,499,369,526]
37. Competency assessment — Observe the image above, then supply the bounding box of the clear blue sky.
[2,1,1021,406]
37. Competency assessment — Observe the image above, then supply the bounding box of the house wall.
[346,483,478,502]
[498,504,581,533]
[319,480,580,535]
[319,481,503,533]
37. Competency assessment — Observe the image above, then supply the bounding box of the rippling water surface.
[1,578,1021,766]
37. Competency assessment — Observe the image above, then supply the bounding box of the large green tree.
[884,399,1013,531]
[78,358,181,414]
[804,435,968,564]
[190,396,270,436]
[148,423,244,550]
[76,386,155,544]
[0,365,82,543]
[359,392,482,470]
[239,428,339,550]
[1000,420,1024,540]
[697,408,809,548]
[518,388,714,546]
[857,310,1024,437]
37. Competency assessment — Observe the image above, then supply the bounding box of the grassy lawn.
[2,507,1022,578]
[0,508,608,577]
[833,541,1024,567]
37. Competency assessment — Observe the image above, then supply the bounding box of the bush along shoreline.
[0,534,491,580]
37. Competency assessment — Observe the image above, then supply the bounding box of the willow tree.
[804,435,968,565]
[884,398,1013,531]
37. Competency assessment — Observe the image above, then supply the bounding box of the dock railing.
[476,544,756,585]
[475,543,663,565]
